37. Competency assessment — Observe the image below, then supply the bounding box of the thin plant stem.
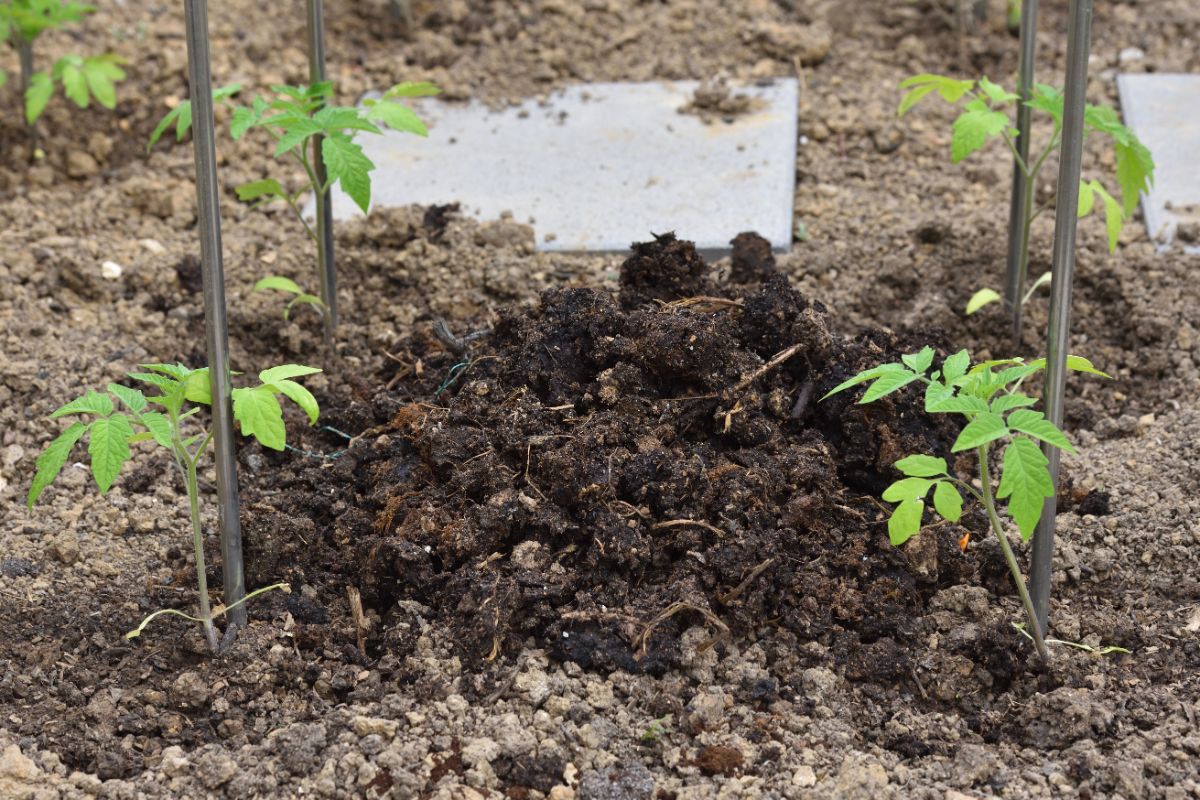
[977,445,1048,660]
[185,454,220,653]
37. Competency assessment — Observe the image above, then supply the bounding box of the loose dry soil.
[2,1,1200,798]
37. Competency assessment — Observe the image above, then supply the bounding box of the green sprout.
[1,0,126,126]
[898,75,1155,318]
[227,80,437,324]
[28,362,321,653]
[823,347,1111,660]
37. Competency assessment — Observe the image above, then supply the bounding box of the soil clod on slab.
[247,233,986,683]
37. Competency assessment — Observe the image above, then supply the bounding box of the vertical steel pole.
[1003,0,1039,342]
[1030,0,1093,634]
[306,0,338,347]
[183,0,246,630]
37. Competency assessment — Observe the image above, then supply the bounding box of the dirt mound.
[245,234,981,678]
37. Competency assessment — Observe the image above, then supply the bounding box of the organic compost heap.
[246,233,1013,683]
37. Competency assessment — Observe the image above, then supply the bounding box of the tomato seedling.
[228,81,436,324]
[28,362,321,653]
[0,0,126,126]
[897,75,1155,318]
[823,347,1110,659]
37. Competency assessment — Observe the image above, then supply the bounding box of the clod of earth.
[244,232,1003,682]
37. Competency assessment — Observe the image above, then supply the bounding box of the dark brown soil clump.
[244,234,985,682]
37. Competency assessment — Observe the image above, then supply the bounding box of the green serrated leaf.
[140,363,190,379]
[274,117,323,155]
[860,370,921,404]
[26,70,54,124]
[1027,83,1064,128]
[894,454,947,478]
[184,368,212,405]
[942,350,970,383]
[147,104,183,151]
[81,54,124,108]
[901,346,935,375]
[236,178,285,203]
[232,386,286,450]
[951,106,1010,163]
[52,390,113,419]
[820,363,909,401]
[107,383,147,413]
[882,477,935,502]
[1114,137,1155,217]
[314,106,381,135]
[978,77,1018,104]
[27,422,88,507]
[259,364,322,384]
[59,59,87,107]
[139,411,174,449]
[990,393,1037,414]
[271,379,320,424]
[951,411,1008,452]
[888,499,925,546]
[366,101,428,136]
[87,414,134,494]
[997,436,1054,539]
[1006,409,1076,454]
[322,134,375,213]
[925,381,989,414]
[932,481,963,522]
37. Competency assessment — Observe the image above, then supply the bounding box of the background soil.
[2,1,1200,798]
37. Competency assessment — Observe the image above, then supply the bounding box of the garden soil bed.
[2,1,1200,799]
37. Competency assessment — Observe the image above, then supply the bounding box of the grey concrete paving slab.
[1117,74,1200,253]
[313,79,798,255]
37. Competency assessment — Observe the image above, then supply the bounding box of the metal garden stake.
[1003,0,1040,342]
[1030,0,1093,634]
[307,0,338,347]
[183,0,246,632]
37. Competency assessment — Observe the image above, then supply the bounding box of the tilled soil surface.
[3,1,1200,799]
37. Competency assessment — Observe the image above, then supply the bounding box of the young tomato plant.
[227,81,437,323]
[898,75,1155,317]
[0,0,126,126]
[822,347,1110,659]
[27,362,321,653]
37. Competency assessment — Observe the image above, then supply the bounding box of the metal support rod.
[1030,0,1093,634]
[183,0,246,630]
[1003,0,1039,343]
[306,0,338,346]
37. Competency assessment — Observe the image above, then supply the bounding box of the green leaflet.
[233,386,286,451]
[882,477,935,503]
[271,379,320,425]
[322,134,375,213]
[966,287,1002,315]
[25,70,53,124]
[254,275,306,295]
[259,364,322,384]
[951,411,1008,452]
[1006,409,1076,454]
[894,454,947,478]
[997,437,1054,540]
[888,499,925,546]
[901,346,935,374]
[107,383,147,413]
[951,103,1009,163]
[932,481,963,522]
[859,370,921,404]
[87,414,134,494]
[27,421,87,507]
[52,390,113,418]
[820,363,908,401]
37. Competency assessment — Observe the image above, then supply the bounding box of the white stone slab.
[315,80,798,254]
[1117,74,1200,253]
